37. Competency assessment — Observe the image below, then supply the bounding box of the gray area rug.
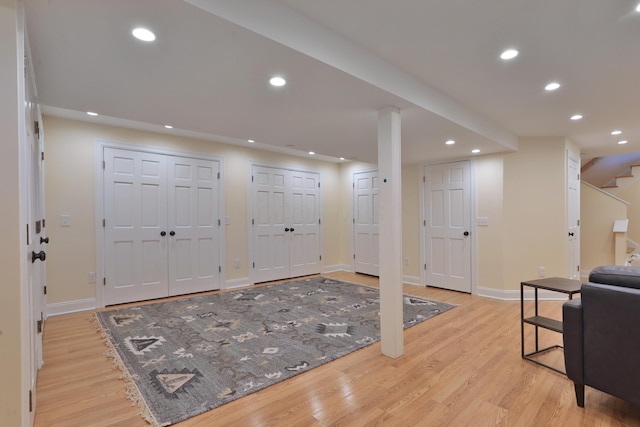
[94,276,457,426]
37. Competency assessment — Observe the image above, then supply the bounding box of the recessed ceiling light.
[545,82,561,91]
[500,49,519,60]
[618,140,629,145]
[445,140,456,145]
[472,149,481,154]
[636,3,640,12]
[164,125,173,129]
[87,111,98,116]
[611,130,622,135]
[132,27,156,42]
[269,76,286,87]
[309,151,315,155]
[570,114,583,121]
[340,157,345,161]
[248,139,255,143]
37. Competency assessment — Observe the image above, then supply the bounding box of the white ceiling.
[23,0,640,165]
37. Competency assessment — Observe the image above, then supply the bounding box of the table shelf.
[520,277,582,375]
[523,316,563,333]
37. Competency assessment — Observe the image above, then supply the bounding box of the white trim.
[581,181,630,205]
[224,277,251,290]
[94,139,225,308]
[403,275,422,286]
[47,298,97,316]
[476,286,571,301]
[323,264,352,273]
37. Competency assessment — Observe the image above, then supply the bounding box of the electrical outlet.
[234,259,240,269]
[538,266,545,277]
[403,257,409,265]
[88,272,96,283]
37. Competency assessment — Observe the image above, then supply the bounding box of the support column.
[377,106,404,358]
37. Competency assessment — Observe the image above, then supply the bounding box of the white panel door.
[567,153,580,279]
[253,166,289,282]
[167,157,221,295]
[289,170,321,277]
[104,148,169,305]
[252,165,321,283]
[424,161,472,293]
[353,171,379,276]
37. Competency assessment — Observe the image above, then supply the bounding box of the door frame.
[420,159,477,293]
[351,168,379,275]
[248,161,323,285]
[94,139,225,308]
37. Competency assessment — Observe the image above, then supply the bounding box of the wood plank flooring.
[34,272,640,426]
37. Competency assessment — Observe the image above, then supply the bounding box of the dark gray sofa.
[563,265,640,407]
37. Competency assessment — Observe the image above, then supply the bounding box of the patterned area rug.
[94,276,456,426]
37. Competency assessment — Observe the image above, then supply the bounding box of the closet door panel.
[167,156,220,296]
[104,148,168,305]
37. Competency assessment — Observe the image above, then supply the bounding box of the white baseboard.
[323,264,352,273]
[224,277,251,290]
[403,275,422,286]
[477,286,572,301]
[47,298,97,317]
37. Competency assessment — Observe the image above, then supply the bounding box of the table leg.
[520,283,524,358]
[534,287,539,352]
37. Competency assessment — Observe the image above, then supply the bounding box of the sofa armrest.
[562,298,583,384]
[588,265,640,290]
[581,282,640,406]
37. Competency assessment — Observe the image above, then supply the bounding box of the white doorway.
[567,151,580,279]
[352,170,379,276]
[423,161,472,293]
[101,146,222,305]
[251,164,321,283]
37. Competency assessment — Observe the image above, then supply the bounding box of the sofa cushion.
[588,265,640,290]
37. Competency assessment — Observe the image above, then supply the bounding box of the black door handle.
[290,228,295,232]
[32,251,46,263]
[40,236,49,244]
[285,228,290,232]
[170,231,175,236]
[463,231,469,236]
[568,232,574,237]
[160,231,166,236]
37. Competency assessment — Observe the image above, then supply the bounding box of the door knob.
[40,236,49,244]
[568,232,574,237]
[169,231,175,236]
[290,228,295,232]
[285,228,290,232]
[160,231,166,236]
[463,231,469,236]
[32,250,46,263]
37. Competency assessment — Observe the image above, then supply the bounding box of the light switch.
[61,215,71,227]
[476,217,489,226]
[225,216,230,225]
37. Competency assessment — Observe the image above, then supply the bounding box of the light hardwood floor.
[34,272,640,426]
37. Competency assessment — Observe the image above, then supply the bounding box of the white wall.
[44,116,344,305]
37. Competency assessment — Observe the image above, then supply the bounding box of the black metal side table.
[520,277,582,374]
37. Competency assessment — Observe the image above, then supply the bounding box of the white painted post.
[377,106,404,358]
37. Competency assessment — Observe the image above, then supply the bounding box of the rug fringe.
[92,314,167,427]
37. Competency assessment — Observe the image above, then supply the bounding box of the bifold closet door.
[252,165,321,283]
[104,148,169,305]
[104,148,221,305]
